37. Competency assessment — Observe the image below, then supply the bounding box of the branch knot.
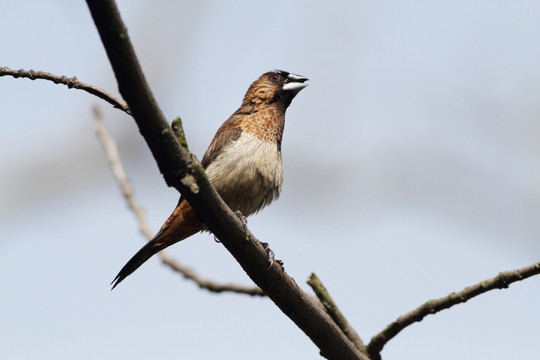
[180,174,199,194]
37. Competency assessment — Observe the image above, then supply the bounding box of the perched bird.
[112,70,308,289]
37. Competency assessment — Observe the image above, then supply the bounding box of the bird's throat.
[239,107,285,144]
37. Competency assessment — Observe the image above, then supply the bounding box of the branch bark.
[308,273,366,353]
[366,261,540,360]
[0,66,129,114]
[85,0,367,358]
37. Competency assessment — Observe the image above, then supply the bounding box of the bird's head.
[242,70,308,110]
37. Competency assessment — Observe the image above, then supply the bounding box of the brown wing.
[200,115,243,169]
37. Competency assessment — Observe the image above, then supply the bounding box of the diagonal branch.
[308,273,366,353]
[85,0,367,359]
[0,66,130,114]
[366,261,540,360]
[158,252,265,295]
[94,106,264,296]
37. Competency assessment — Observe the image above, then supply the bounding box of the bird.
[111,70,308,289]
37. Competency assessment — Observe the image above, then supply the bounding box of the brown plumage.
[111,70,308,289]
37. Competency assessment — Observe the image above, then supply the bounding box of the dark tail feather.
[111,199,202,289]
[111,239,169,290]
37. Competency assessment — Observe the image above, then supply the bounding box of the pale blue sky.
[1,1,539,359]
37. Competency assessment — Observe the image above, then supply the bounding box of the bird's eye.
[271,74,280,82]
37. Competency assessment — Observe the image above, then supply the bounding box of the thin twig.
[308,273,366,353]
[367,261,540,360]
[171,116,189,149]
[93,106,264,296]
[158,252,264,295]
[0,66,130,114]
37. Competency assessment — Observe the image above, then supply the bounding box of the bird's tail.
[111,199,202,289]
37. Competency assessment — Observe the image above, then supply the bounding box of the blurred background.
[1,1,539,359]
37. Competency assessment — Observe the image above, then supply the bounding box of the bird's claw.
[215,211,247,243]
[260,241,283,270]
[234,210,248,230]
[233,211,282,269]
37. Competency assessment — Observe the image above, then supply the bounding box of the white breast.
[204,132,283,216]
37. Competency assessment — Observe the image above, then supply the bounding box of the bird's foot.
[259,242,283,269]
[215,211,247,243]
[234,210,251,241]
[234,210,248,230]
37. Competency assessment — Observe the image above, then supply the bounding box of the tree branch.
[366,261,540,360]
[308,273,366,353]
[171,116,189,149]
[85,0,366,358]
[0,66,130,114]
[94,106,264,296]
[158,252,265,296]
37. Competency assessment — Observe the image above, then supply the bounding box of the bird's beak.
[283,73,309,92]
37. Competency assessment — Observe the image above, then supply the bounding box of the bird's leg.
[259,242,283,269]
[259,242,275,269]
[234,210,248,229]
[234,210,251,243]
[214,211,248,243]
[234,210,280,269]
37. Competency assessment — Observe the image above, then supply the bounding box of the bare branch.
[171,116,189,149]
[86,0,367,358]
[0,66,130,114]
[94,107,264,296]
[308,273,366,353]
[158,252,264,296]
[94,106,151,237]
[367,261,540,360]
